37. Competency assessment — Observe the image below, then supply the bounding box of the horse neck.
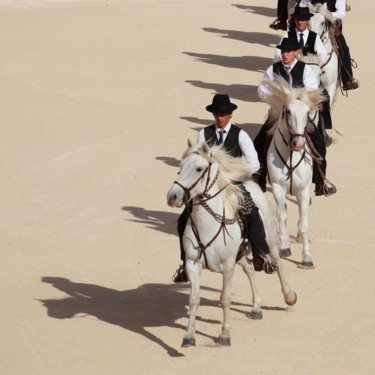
[192,182,237,222]
[274,116,291,153]
[321,30,334,51]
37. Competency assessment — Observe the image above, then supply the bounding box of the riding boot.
[269,0,288,30]
[308,126,337,197]
[336,32,359,90]
[246,207,278,274]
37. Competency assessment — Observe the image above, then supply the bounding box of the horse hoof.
[285,291,297,306]
[299,261,314,269]
[181,337,196,347]
[249,310,263,320]
[280,248,292,258]
[217,336,231,346]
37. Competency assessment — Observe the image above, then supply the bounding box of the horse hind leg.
[237,257,263,320]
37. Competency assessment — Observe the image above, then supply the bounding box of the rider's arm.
[332,0,346,20]
[303,64,319,91]
[258,66,274,102]
[238,130,260,176]
[313,33,328,67]
[196,128,206,144]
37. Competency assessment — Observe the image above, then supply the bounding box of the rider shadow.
[155,156,180,168]
[38,277,262,357]
[185,80,259,102]
[183,52,273,73]
[202,28,280,47]
[231,4,276,18]
[121,206,179,236]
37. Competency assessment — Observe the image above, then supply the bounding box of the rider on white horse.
[275,6,328,67]
[276,6,333,140]
[172,94,278,283]
[300,0,359,90]
[254,38,336,196]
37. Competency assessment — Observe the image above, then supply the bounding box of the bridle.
[172,152,238,270]
[274,105,308,195]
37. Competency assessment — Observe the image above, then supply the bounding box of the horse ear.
[201,142,210,155]
[187,139,193,148]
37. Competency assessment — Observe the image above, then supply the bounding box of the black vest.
[204,124,243,158]
[273,60,306,88]
[311,0,336,11]
[288,30,317,56]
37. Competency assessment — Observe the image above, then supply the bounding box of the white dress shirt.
[197,122,260,176]
[298,0,346,20]
[274,29,328,66]
[258,59,319,102]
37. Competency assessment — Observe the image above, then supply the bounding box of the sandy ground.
[1,0,374,374]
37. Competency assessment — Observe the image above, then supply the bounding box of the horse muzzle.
[291,135,305,152]
[167,184,185,207]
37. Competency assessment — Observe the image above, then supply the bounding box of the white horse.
[264,77,326,268]
[308,2,340,107]
[167,141,297,347]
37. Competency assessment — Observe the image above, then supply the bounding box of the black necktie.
[299,33,304,49]
[218,130,225,144]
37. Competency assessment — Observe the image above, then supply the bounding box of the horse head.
[167,141,216,208]
[167,141,249,213]
[308,3,335,41]
[263,78,325,152]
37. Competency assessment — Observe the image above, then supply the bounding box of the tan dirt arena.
[1,0,374,374]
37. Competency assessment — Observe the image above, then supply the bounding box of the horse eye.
[196,167,203,172]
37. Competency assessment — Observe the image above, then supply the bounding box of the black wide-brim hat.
[276,37,301,51]
[206,94,237,113]
[291,6,314,20]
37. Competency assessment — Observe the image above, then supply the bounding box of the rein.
[274,108,308,196]
[173,157,238,270]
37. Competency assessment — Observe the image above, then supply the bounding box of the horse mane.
[262,76,326,135]
[183,142,249,214]
[298,53,321,67]
[309,2,335,24]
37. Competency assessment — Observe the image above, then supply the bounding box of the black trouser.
[254,115,274,168]
[177,197,270,262]
[277,0,288,22]
[321,88,332,130]
[336,32,353,84]
[308,125,327,185]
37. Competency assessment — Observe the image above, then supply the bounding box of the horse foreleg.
[273,183,291,257]
[182,261,202,347]
[217,265,235,346]
[296,188,314,268]
[238,257,263,319]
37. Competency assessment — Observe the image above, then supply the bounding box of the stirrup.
[269,19,287,31]
[322,180,337,197]
[172,265,188,283]
[263,257,279,274]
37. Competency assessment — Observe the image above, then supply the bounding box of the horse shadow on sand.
[183,52,273,73]
[121,206,178,236]
[202,27,280,47]
[231,4,276,18]
[39,277,281,357]
[185,80,259,103]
